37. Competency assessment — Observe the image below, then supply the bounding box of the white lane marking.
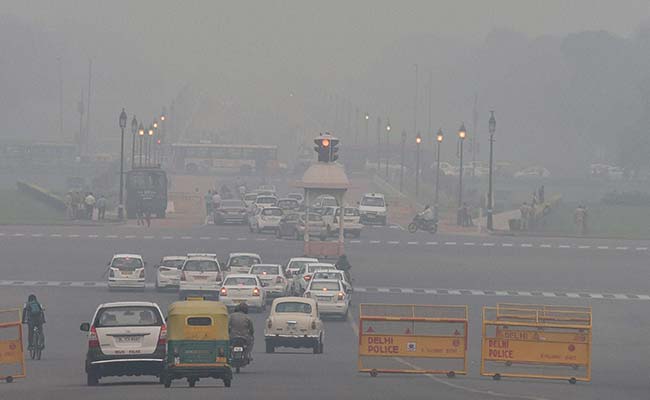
[143,235,155,239]
[597,246,609,249]
[369,240,381,244]
[541,292,555,297]
[482,242,495,247]
[539,244,551,248]
[447,290,461,295]
[636,247,648,251]
[387,241,400,245]
[218,237,230,240]
[199,236,211,240]
[444,241,457,245]
[105,235,117,238]
[590,293,604,299]
[181,236,192,240]
[350,240,362,243]
[124,235,136,239]
[162,236,173,240]
[87,234,98,238]
[50,233,62,237]
[566,293,580,298]
[502,243,513,247]
[236,237,247,241]
[407,241,419,245]
[426,241,438,245]
[13,233,24,237]
[559,244,571,248]
[68,234,80,238]
[637,294,650,300]
[520,243,533,248]
[31,234,43,237]
[463,242,475,246]
[578,245,591,249]
[616,246,629,250]
[255,238,267,241]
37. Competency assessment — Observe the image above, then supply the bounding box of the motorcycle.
[230,336,251,373]
[407,215,437,234]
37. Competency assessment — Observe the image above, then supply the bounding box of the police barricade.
[0,309,25,383]
[358,304,468,377]
[481,303,592,384]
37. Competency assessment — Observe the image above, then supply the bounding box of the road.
[0,221,649,399]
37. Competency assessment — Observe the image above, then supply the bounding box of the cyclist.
[22,294,45,350]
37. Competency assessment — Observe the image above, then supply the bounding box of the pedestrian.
[65,192,74,219]
[538,185,545,203]
[205,190,213,217]
[212,191,222,214]
[465,203,474,227]
[520,202,529,231]
[143,197,152,228]
[136,195,145,226]
[84,192,96,220]
[575,204,587,235]
[96,194,107,220]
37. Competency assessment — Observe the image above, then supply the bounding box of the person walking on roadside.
[96,195,107,221]
[520,202,529,231]
[65,192,74,220]
[84,192,96,220]
[212,191,222,216]
[205,190,213,217]
[143,196,152,228]
[538,185,545,203]
[575,204,587,235]
[136,195,145,226]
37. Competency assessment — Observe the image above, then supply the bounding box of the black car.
[213,199,248,224]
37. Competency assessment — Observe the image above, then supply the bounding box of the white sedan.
[219,274,266,312]
[292,262,336,295]
[226,253,262,275]
[304,279,350,319]
[107,254,146,290]
[312,270,352,293]
[248,264,288,300]
[155,256,186,290]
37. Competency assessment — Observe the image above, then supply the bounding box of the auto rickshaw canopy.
[167,300,229,341]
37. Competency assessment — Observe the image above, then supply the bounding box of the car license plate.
[115,336,141,343]
[233,346,243,352]
[195,276,208,280]
[234,299,245,303]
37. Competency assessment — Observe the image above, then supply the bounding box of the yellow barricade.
[481,303,592,384]
[0,309,26,383]
[358,304,468,377]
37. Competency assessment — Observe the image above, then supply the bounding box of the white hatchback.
[179,256,223,300]
[248,264,288,299]
[226,253,262,275]
[249,207,284,233]
[107,254,146,290]
[293,262,336,295]
[304,279,350,319]
[155,256,186,290]
[80,301,166,386]
[219,274,266,312]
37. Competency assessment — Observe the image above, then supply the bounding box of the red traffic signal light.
[314,134,339,162]
[322,138,330,147]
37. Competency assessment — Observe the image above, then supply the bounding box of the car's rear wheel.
[163,377,172,388]
[266,341,275,353]
[87,371,99,386]
[224,378,232,387]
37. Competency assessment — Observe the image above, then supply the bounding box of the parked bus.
[125,167,168,218]
[170,143,280,175]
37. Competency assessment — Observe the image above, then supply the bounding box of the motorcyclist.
[22,294,45,350]
[229,303,254,359]
[335,254,352,283]
[417,205,436,228]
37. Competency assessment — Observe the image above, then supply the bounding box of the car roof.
[185,256,219,261]
[162,256,187,260]
[187,253,216,257]
[287,192,303,196]
[261,206,282,211]
[229,252,261,258]
[244,192,258,197]
[224,273,258,279]
[97,301,160,309]
[289,257,319,262]
[307,263,335,267]
[309,279,342,285]
[362,192,385,198]
[112,254,143,259]
[272,297,317,306]
[250,263,281,268]
[278,198,298,202]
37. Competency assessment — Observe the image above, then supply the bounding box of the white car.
[321,206,363,238]
[257,184,277,194]
[253,195,278,210]
[304,279,350,319]
[285,257,319,277]
[179,256,223,300]
[293,262,337,295]
[264,297,324,354]
[287,192,304,205]
[219,274,266,312]
[358,193,387,225]
[312,270,352,293]
[311,195,338,213]
[248,264,288,300]
[514,166,551,179]
[277,198,301,211]
[226,253,262,274]
[155,256,187,290]
[249,207,284,233]
[107,254,146,290]
[80,301,166,386]
[243,192,258,208]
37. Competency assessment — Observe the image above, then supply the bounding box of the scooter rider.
[335,254,352,283]
[419,205,435,225]
[229,303,254,358]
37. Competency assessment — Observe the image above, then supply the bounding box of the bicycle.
[29,325,44,360]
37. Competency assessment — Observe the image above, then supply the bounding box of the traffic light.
[314,134,340,162]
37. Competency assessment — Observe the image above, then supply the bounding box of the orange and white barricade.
[0,309,26,383]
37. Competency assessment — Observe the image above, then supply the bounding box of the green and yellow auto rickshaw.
[162,299,232,388]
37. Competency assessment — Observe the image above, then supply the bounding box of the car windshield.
[224,277,258,286]
[310,282,341,291]
[229,255,260,266]
[304,214,323,222]
[361,197,384,207]
[308,265,335,273]
[257,197,277,205]
[221,200,244,208]
[287,194,302,200]
[161,259,185,268]
[111,257,143,270]
[261,208,283,216]
[282,214,299,222]
[278,199,298,209]
[289,260,316,270]
[314,271,343,280]
[244,194,257,201]
[183,260,219,272]
[275,302,312,314]
[341,208,360,216]
[95,306,161,327]
[250,265,280,275]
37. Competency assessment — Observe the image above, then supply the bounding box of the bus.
[125,167,168,218]
[170,143,280,175]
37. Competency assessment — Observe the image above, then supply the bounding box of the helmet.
[234,302,249,314]
[28,294,37,302]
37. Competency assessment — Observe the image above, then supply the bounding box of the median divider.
[480,303,592,384]
[358,304,468,377]
[0,309,26,383]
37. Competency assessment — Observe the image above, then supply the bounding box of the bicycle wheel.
[29,331,38,360]
[36,331,43,360]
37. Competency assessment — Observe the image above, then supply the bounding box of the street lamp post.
[415,133,422,197]
[376,117,382,172]
[457,123,466,226]
[138,123,144,167]
[487,111,496,231]
[400,130,406,192]
[118,109,127,220]
[385,119,391,178]
[147,125,154,165]
[435,129,443,218]
[364,113,369,142]
[130,116,137,169]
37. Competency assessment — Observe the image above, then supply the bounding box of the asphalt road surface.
[0,222,649,399]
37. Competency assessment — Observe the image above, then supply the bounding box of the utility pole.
[86,58,93,156]
[376,116,382,172]
[471,93,478,177]
[400,130,406,192]
[57,57,63,139]
[413,64,418,141]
